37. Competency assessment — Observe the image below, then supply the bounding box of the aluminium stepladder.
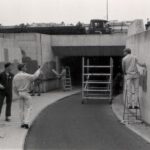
[123,78,142,123]
[62,66,72,91]
[82,57,113,104]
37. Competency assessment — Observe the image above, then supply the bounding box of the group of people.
[0,48,147,129]
[0,63,43,129]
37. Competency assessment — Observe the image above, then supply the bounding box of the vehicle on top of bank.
[86,19,111,34]
[0,19,131,35]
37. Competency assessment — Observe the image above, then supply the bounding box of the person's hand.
[57,75,61,79]
[40,70,44,75]
[143,63,146,68]
[0,84,5,90]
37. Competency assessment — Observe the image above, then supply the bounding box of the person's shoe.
[37,94,41,96]
[5,117,11,122]
[24,124,29,129]
[134,106,139,109]
[21,124,25,128]
[128,106,133,109]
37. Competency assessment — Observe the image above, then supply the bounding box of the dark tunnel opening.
[60,56,123,95]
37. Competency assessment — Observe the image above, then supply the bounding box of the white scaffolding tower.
[82,57,113,104]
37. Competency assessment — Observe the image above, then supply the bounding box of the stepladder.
[82,57,113,104]
[123,77,142,124]
[61,66,72,91]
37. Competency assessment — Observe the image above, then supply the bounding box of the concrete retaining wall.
[126,20,150,124]
[0,37,21,71]
[0,33,58,93]
[51,33,127,46]
[127,19,145,36]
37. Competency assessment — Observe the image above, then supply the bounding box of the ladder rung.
[82,96,111,100]
[83,89,110,92]
[83,81,111,84]
[84,66,112,68]
[84,73,111,76]
[85,94,111,96]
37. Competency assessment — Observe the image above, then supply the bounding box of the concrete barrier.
[126,20,150,124]
[127,19,145,36]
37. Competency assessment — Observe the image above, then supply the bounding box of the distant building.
[108,20,133,33]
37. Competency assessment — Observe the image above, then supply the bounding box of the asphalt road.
[24,93,150,150]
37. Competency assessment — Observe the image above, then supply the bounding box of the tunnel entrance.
[60,56,123,94]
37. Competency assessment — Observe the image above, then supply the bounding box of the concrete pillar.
[127,19,145,36]
[56,56,60,73]
[56,56,60,88]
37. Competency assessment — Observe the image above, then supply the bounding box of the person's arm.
[0,84,4,89]
[60,69,66,76]
[122,59,125,75]
[0,73,5,90]
[26,68,42,81]
[136,57,146,68]
[52,69,59,76]
[33,69,41,80]
[12,79,19,96]
[13,86,19,96]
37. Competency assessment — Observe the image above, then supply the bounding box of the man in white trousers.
[122,48,146,109]
[13,64,42,129]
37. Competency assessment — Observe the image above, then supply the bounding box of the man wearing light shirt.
[122,48,146,109]
[13,63,42,129]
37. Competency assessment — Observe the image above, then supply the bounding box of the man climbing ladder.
[52,66,72,91]
[122,48,146,121]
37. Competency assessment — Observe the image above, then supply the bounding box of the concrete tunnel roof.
[52,46,125,57]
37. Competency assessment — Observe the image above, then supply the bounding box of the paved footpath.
[24,93,150,150]
[1,90,150,150]
[0,89,80,150]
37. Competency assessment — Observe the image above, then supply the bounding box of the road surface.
[24,93,150,150]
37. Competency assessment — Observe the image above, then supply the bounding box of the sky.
[0,0,150,25]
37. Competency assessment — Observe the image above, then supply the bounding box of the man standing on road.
[122,48,146,109]
[0,62,14,121]
[13,63,42,129]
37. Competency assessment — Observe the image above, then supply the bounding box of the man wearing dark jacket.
[0,62,14,121]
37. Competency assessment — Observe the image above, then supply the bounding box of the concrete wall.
[51,33,127,46]
[0,32,127,93]
[0,37,21,64]
[0,33,42,65]
[0,37,22,74]
[127,19,145,36]
[126,20,150,124]
[40,34,57,91]
[0,33,58,92]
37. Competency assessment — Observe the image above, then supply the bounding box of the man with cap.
[122,48,146,109]
[0,62,14,121]
[13,63,42,129]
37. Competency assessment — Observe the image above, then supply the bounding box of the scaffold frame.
[82,57,113,104]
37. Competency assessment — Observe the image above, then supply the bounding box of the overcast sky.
[0,0,150,25]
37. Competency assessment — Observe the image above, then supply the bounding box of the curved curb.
[112,94,150,144]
